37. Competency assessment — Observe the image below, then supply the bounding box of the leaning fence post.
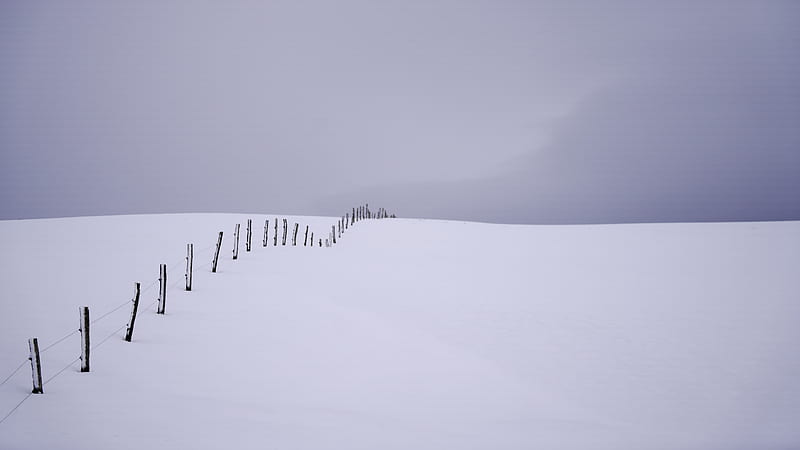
[292,223,299,246]
[28,338,43,394]
[157,264,167,315]
[304,226,309,246]
[346,214,349,229]
[212,232,223,273]
[79,306,90,372]
[246,219,252,252]
[263,219,269,247]
[185,243,193,291]
[233,224,240,260]
[309,231,313,248]
[125,282,141,342]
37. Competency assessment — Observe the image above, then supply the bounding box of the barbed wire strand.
[0,392,33,426]
[43,356,80,386]
[90,300,130,325]
[40,329,79,354]
[0,360,28,388]
[92,323,128,352]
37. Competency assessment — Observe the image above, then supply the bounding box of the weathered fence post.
[212,232,223,273]
[309,231,313,248]
[125,282,140,342]
[79,306,90,372]
[28,338,43,394]
[263,219,269,247]
[304,226,309,246]
[274,219,278,246]
[282,219,288,246]
[246,219,252,252]
[345,214,349,229]
[292,223,299,246]
[233,224,240,260]
[319,238,322,247]
[157,264,167,315]
[185,243,193,291]
[332,226,336,244]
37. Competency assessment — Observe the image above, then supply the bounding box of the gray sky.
[1,0,798,223]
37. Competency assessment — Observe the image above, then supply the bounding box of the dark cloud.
[1,1,798,222]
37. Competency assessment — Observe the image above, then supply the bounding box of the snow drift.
[1,214,798,449]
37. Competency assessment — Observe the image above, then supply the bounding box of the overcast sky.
[1,0,798,223]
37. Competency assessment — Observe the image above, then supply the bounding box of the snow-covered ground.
[0,214,798,449]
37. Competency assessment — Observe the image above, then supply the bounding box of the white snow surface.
[0,214,798,449]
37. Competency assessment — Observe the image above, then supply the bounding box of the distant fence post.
[319,238,322,247]
[332,226,336,244]
[185,243,193,291]
[125,282,140,342]
[79,306,90,372]
[233,224,240,260]
[282,219,288,246]
[274,219,278,246]
[28,338,43,394]
[246,219,252,252]
[304,226,309,246]
[157,264,167,315]
[263,219,269,247]
[345,214,349,230]
[212,232,223,273]
[292,223,299,246]
[309,231,313,248]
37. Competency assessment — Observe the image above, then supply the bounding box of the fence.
[0,204,394,425]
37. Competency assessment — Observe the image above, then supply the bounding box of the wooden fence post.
[332,226,336,244]
[79,306,90,372]
[282,219,288,246]
[125,282,140,342]
[304,226,309,246]
[185,243,193,291]
[309,231,313,248]
[346,214,349,229]
[274,218,278,246]
[28,338,43,394]
[157,264,167,315]
[263,219,269,247]
[212,232,223,273]
[233,224,240,260]
[292,223,299,246]
[319,238,322,247]
[246,219,252,252]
